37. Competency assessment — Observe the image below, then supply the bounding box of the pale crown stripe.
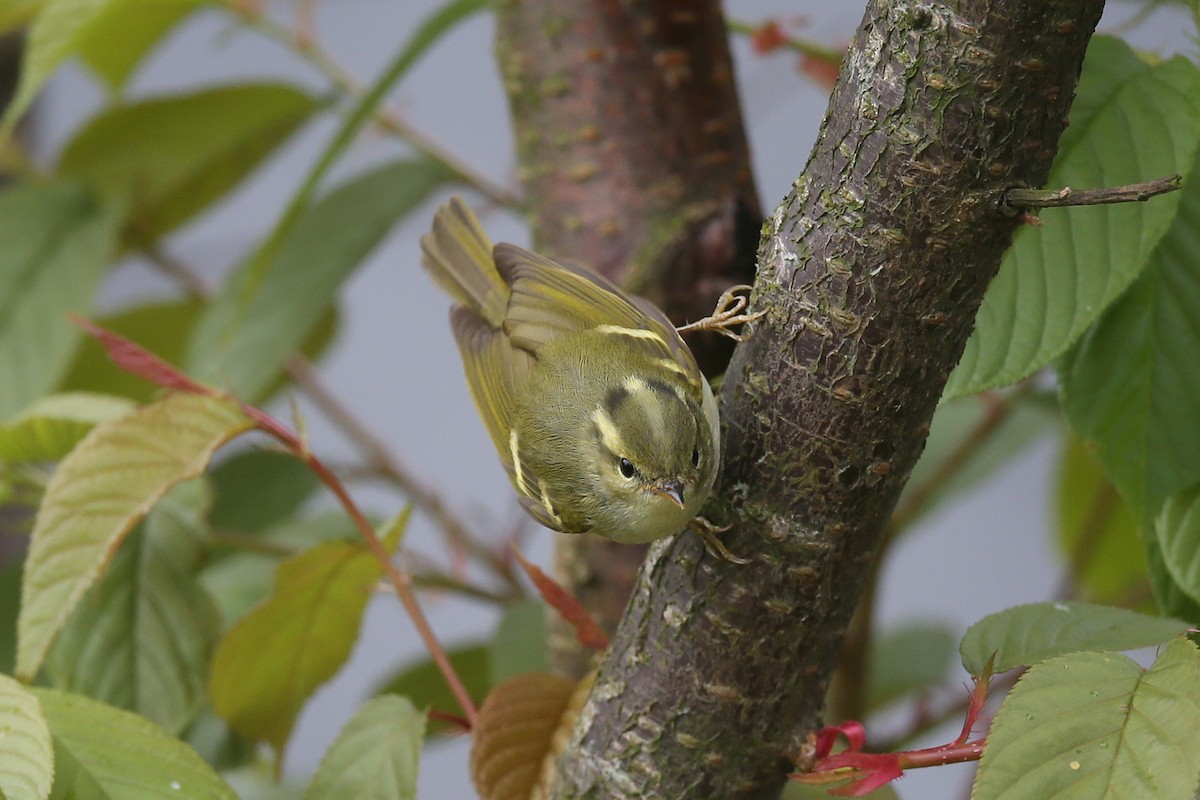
[591,406,624,454]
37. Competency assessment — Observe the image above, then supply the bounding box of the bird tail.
[421,197,508,328]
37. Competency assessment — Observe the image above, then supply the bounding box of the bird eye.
[691,447,700,468]
[618,457,636,479]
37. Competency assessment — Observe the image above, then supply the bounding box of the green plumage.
[421,197,720,543]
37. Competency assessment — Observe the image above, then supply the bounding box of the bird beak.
[651,480,685,509]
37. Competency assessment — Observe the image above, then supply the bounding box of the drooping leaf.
[0,392,135,461]
[44,480,219,735]
[74,0,205,92]
[375,643,491,735]
[208,448,322,534]
[1054,435,1145,603]
[960,601,1189,675]
[209,537,392,753]
[972,639,1200,800]
[36,688,239,800]
[304,696,425,800]
[187,158,454,402]
[946,49,1200,397]
[512,547,608,650]
[1060,162,1200,519]
[0,674,53,800]
[57,83,319,243]
[470,672,589,800]
[199,512,361,629]
[17,393,251,680]
[1146,535,1200,625]
[490,599,548,684]
[0,180,122,418]
[1154,482,1200,606]
[866,623,957,711]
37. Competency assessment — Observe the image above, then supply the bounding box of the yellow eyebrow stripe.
[591,406,623,454]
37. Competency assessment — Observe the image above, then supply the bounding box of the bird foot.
[676,285,765,342]
[689,517,750,564]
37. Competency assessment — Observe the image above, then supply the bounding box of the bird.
[421,196,746,556]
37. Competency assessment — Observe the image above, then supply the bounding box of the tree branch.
[553,2,1105,797]
[1003,174,1181,210]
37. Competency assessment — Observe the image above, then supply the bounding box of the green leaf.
[375,643,491,735]
[57,83,318,243]
[960,601,1189,675]
[898,390,1058,530]
[972,639,1200,800]
[0,181,122,419]
[36,688,239,800]
[199,512,361,629]
[74,0,204,92]
[490,599,548,684]
[304,695,425,800]
[209,449,321,534]
[1060,162,1200,520]
[187,158,454,401]
[17,393,252,681]
[1155,483,1200,606]
[946,52,1200,397]
[0,674,53,800]
[0,393,135,461]
[4,0,105,127]
[209,538,389,753]
[1055,435,1145,603]
[44,480,219,735]
[1146,535,1200,625]
[866,623,956,710]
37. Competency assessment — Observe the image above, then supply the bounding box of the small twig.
[726,17,844,65]
[1003,175,1181,213]
[140,246,524,597]
[887,386,1026,537]
[248,406,479,726]
[227,4,518,208]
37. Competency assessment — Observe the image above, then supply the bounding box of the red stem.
[245,406,479,726]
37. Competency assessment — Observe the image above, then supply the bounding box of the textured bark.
[494,0,760,679]
[552,2,1104,798]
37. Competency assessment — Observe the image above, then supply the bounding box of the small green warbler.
[421,197,723,546]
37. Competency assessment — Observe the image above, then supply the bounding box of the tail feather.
[420,197,508,327]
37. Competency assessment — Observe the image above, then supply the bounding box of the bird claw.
[676,285,765,342]
[689,517,750,564]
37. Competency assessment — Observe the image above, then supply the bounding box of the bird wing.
[493,243,702,395]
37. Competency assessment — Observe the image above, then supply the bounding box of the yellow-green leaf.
[58,83,319,243]
[972,639,1200,800]
[44,480,219,735]
[0,674,52,800]
[0,180,122,419]
[74,0,205,92]
[304,696,425,800]
[17,392,251,680]
[36,688,238,799]
[0,392,135,462]
[209,538,388,753]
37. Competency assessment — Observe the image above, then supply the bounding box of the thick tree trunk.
[550,2,1104,798]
